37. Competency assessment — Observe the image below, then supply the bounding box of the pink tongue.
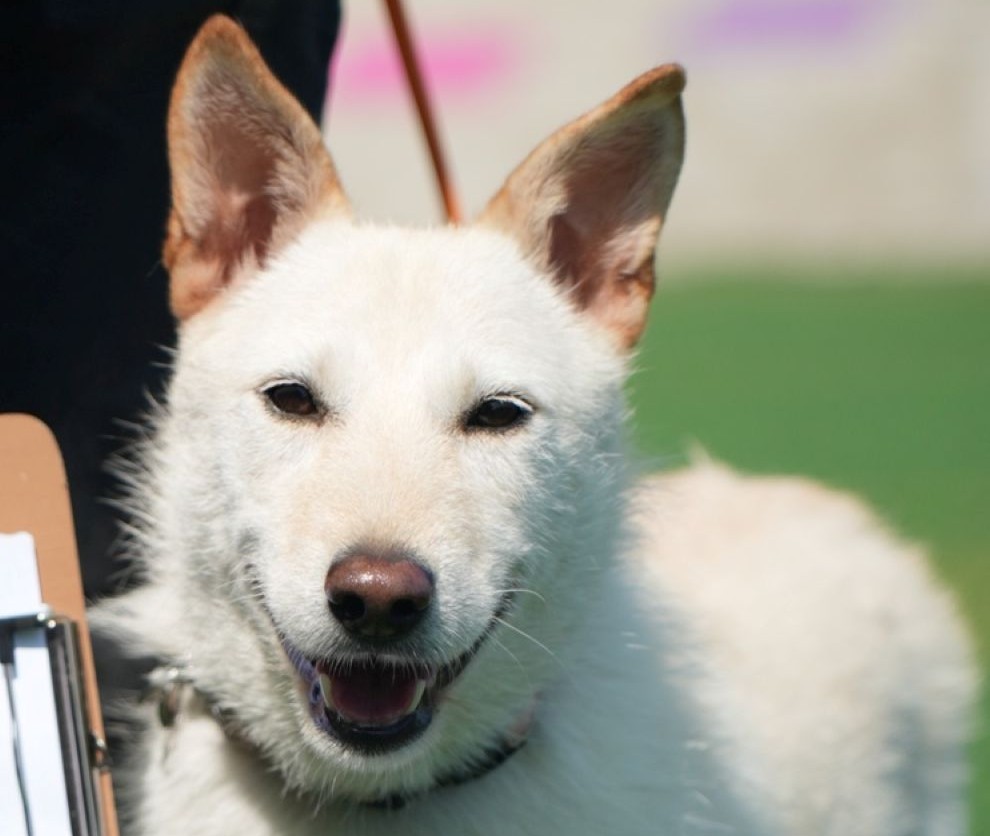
[329,665,419,726]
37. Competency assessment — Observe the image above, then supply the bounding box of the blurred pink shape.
[333,23,521,109]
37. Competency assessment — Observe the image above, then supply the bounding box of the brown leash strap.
[0,413,119,836]
[383,0,463,224]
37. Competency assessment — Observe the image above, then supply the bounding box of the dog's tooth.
[405,679,427,715]
[319,674,335,710]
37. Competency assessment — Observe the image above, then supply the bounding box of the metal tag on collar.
[145,665,193,728]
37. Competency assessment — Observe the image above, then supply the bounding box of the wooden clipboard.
[0,413,119,836]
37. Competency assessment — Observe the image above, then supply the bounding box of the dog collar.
[362,735,527,811]
[146,664,534,810]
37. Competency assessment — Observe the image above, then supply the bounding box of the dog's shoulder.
[625,459,977,831]
[634,458,937,589]
[628,457,973,670]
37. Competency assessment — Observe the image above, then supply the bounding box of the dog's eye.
[263,382,319,418]
[466,397,532,432]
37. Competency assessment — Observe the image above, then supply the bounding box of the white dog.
[93,16,977,836]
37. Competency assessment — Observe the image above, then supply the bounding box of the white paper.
[0,531,43,617]
[1,531,73,836]
[0,657,29,836]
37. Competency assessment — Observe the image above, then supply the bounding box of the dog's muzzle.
[281,605,506,754]
[280,562,512,754]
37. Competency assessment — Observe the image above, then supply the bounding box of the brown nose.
[325,553,433,640]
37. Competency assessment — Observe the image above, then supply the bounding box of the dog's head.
[150,15,684,804]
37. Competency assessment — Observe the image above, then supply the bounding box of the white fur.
[92,218,977,835]
[91,24,977,829]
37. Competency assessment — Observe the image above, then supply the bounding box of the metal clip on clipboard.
[1,414,119,836]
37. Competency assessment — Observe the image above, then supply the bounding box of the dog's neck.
[362,735,528,811]
[146,663,534,810]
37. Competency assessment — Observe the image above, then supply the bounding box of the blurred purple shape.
[692,0,883,50]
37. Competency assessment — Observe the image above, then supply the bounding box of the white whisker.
[492,616,559,664]
[496,588,547,605]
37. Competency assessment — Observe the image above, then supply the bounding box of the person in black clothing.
[0,1,341,598]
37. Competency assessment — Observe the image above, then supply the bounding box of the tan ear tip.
[642,63,687,99]
[608,64,687,112]
[195,13,247,41]
[661,63,687,95]
[185,14,253,61]
[606,64,687,114]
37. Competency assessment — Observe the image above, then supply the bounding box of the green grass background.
[626,274,989,830]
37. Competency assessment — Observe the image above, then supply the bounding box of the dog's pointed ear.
[164,15,350,320]
[478,66,686,350]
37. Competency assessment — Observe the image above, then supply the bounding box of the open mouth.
[281,603,507,754]
[282,648,464,753]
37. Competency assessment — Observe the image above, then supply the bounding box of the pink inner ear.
[166,16,350,321]
[477,66,684,348]
[211,119,271,195]
[199,118,280,277]
[547,213,599,306]
[545,124,663,302]
[207,190,277,280]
